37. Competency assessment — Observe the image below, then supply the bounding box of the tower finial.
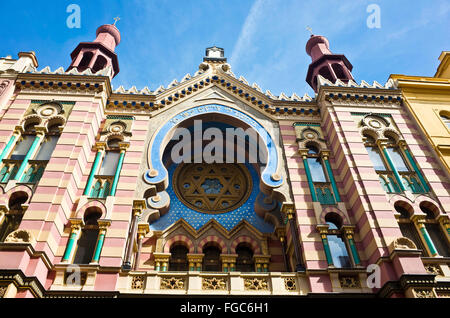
[113,17,121,26]
[306,26,313,36]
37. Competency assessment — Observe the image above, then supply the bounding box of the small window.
[366,146,387,171]
[34,136,59,161]
[386,147,409,172]
[99,151,120,176]
[325,221,351,268]
[169,245,189,271]
[307,157,327,182]
[202,245,221,272]
[10,135,34,160]
[441,114,450,129]
[236,244,254,272]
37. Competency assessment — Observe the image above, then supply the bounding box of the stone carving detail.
[390,237,417,251]
[0,285,7,298]
[244,278,268,291]
[284,277,297,291]
[202,277,227,290]
[4,229,36,244]
[160,277,185,290]
[424,264,444,276]
[0,80,10,95]
[413,288,435,298]
[131,276,145,290]
[339,276,361,289]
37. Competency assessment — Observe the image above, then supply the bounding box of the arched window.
[394,204,426,256]
[34,124,60,161]
[0,192,28,242]
[236,243,254,272]
[169,244,189,271]
[364,135,387,172]
[385,137,410,172]
[99,150,120,176]
[305,145,335,204]
[73,210,101,264]
[332,63,346,80]
[318,66,333,82]
[92,55,108,73]
[78,52,93,70]
[420,205,450,257]
[202,244,222,272]
[440,114,450,129]
[325,216,351,268]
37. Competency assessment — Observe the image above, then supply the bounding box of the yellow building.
[390,52,450,178]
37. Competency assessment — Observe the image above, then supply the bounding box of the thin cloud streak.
[230,0,267,69]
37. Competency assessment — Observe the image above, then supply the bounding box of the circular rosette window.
[173,163,252,214]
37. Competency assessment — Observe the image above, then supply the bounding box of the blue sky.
[0,0,448,96]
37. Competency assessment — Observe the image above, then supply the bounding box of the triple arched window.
[394,202,450,257]
[363,133,428,194]
[0,120,61,185]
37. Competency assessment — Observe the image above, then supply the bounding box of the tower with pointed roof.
[305,34,354,92]
[67,23,121,77]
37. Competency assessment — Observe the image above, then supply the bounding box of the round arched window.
[173,163,252,214]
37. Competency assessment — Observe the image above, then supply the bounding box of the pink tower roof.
[94,24,121,52]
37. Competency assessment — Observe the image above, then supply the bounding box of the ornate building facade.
[0,24,449,298]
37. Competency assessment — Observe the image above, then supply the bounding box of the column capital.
[132,199,146,215]
[437,215,450,225]
[275,227,286,239]
[411,214,426,225]
[137,223,150,236]
[93,141,107,152]
[13,126,24,135]
[118,141,130,152]
[376,138,389,148]
[320,150,331,159]
[299,149,309,158]
[317,224,330,235]
[69,219,84,232]
[341,225,356,236]
[98,219,112,230]
[34,126,47,137]
[398,140,408,150]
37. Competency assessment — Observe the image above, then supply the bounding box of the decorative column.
[301,151,318,202]
[342,225,361,266]
[83,142,106,196]
[133,223,150,270]
[187,254,204,271]
[317,225,334,267]
[110,142,129,196]
[0,127,22,162]
[412,215,438,256]
[254,255,271,272]
[220,254,237,272]
[153,253,171,271]
[285,205,305,271]
[62,220,83,263]
[123,200,145,270]
[14,126,46,182]
[378,140,406,192]
[91,220,111,264]
[438,215,450,238]
[400,142,430,193]
[322,151,341,202]
[276,228,290,272]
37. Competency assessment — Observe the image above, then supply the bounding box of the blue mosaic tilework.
[149,163,274,233]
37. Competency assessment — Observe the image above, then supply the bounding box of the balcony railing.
[314,182,336,205]
[377,171,427,194]
[116,271,310,295]
[0,160,20,183]
[21,160,47,184]
[89,175,113,199]
[399,171,427,194]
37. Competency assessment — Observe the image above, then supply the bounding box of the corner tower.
[305,34,354,92]
[67,23,121,77]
